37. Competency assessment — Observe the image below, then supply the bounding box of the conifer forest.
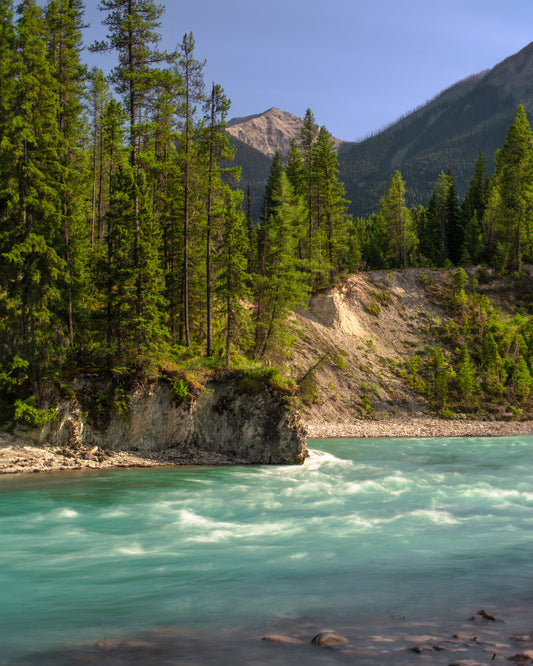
[2,0,533,424]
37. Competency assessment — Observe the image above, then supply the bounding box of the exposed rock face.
[226,107,344,158]
[41,374,307,465]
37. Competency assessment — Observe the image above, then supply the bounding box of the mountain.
[226,106,344,159]
[338,41,533,216]
[229,42,533,220]
[227,107,344,219]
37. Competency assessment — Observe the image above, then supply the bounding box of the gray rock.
[469,609,504,623]
[311,631,349,647]
[507,651,533,663]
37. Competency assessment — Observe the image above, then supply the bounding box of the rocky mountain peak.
[226,107,344,158]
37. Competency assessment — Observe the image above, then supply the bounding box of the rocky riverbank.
[0,372,307,475]
[2,415,532,475]
[0,430,247,475]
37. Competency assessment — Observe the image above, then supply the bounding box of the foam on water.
[1,435,533,664]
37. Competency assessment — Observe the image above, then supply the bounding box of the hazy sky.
[82,0,533,141]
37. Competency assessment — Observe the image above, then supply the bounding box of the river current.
[1,436,533,664]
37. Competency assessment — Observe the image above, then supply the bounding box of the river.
[1,436,533,664]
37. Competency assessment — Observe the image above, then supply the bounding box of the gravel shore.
[0,431,245,475]
[306,416,533,439]
[1,417,532,475]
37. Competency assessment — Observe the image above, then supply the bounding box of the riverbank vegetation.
[2,1,533,428]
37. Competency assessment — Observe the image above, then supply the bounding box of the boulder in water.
[507,651,533,663]
[468,609,504,623]
[311,631,349,647]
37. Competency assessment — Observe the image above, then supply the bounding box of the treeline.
[0,0,352,421]
[350,105,533,274]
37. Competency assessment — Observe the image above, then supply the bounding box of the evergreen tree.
[378,170,417,268]
[216,188,250,369]
[174,31,205,347]
[202,82,233,357]
[298,108,319,257]
[462,210,483,265]
[92,0,172,347]
[456,345,477,409]
[312,125,350,282]
[0,0,66,397]
[462,152,488,224]
[423,171,456,265]
[102,164,166,363]
[253,168,308,358]
[483,105,533,272]
[285,137,304,197]
[45,0,88,345]
[86,67,111,245]
[0,0,14,148]
[444,171,462,265]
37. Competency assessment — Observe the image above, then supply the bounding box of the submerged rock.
[507,651,533,663]
[311,631,349,647]
[468,609,504,623]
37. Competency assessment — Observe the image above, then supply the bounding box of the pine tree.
[143,67,182,344]
[174,32,205,347]
[0,0,66,397]
[462,152,488,225]
[378,170,417,268]
[462,210,483,265]
[86,67,111,245]
[483,105,533,272]
[456,346,477,409]
[312,126,350,282]
[298,108,319,257]
[444,171,462,265]
[45,0,87,345]
[92,0,172,348]
[285,137,304,196]
[253,167,308,358]
[423,171,454,265]
[216,187,250,369]
[0,0,14,148]
[203,82,233,357]
[512,358,531,402]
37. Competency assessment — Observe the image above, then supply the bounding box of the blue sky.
[82,0,533,141]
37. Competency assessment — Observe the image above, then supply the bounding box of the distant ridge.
[229,43,533,220]
[337,41,533,216]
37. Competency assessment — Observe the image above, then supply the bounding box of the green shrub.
[439,406,456,420]
[172,378,191,404]
[14,397,56,428]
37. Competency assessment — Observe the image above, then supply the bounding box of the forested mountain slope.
[338,41,533,216]
[229,43,533,219]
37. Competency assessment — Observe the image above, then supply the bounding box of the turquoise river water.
[1,436,533,664]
